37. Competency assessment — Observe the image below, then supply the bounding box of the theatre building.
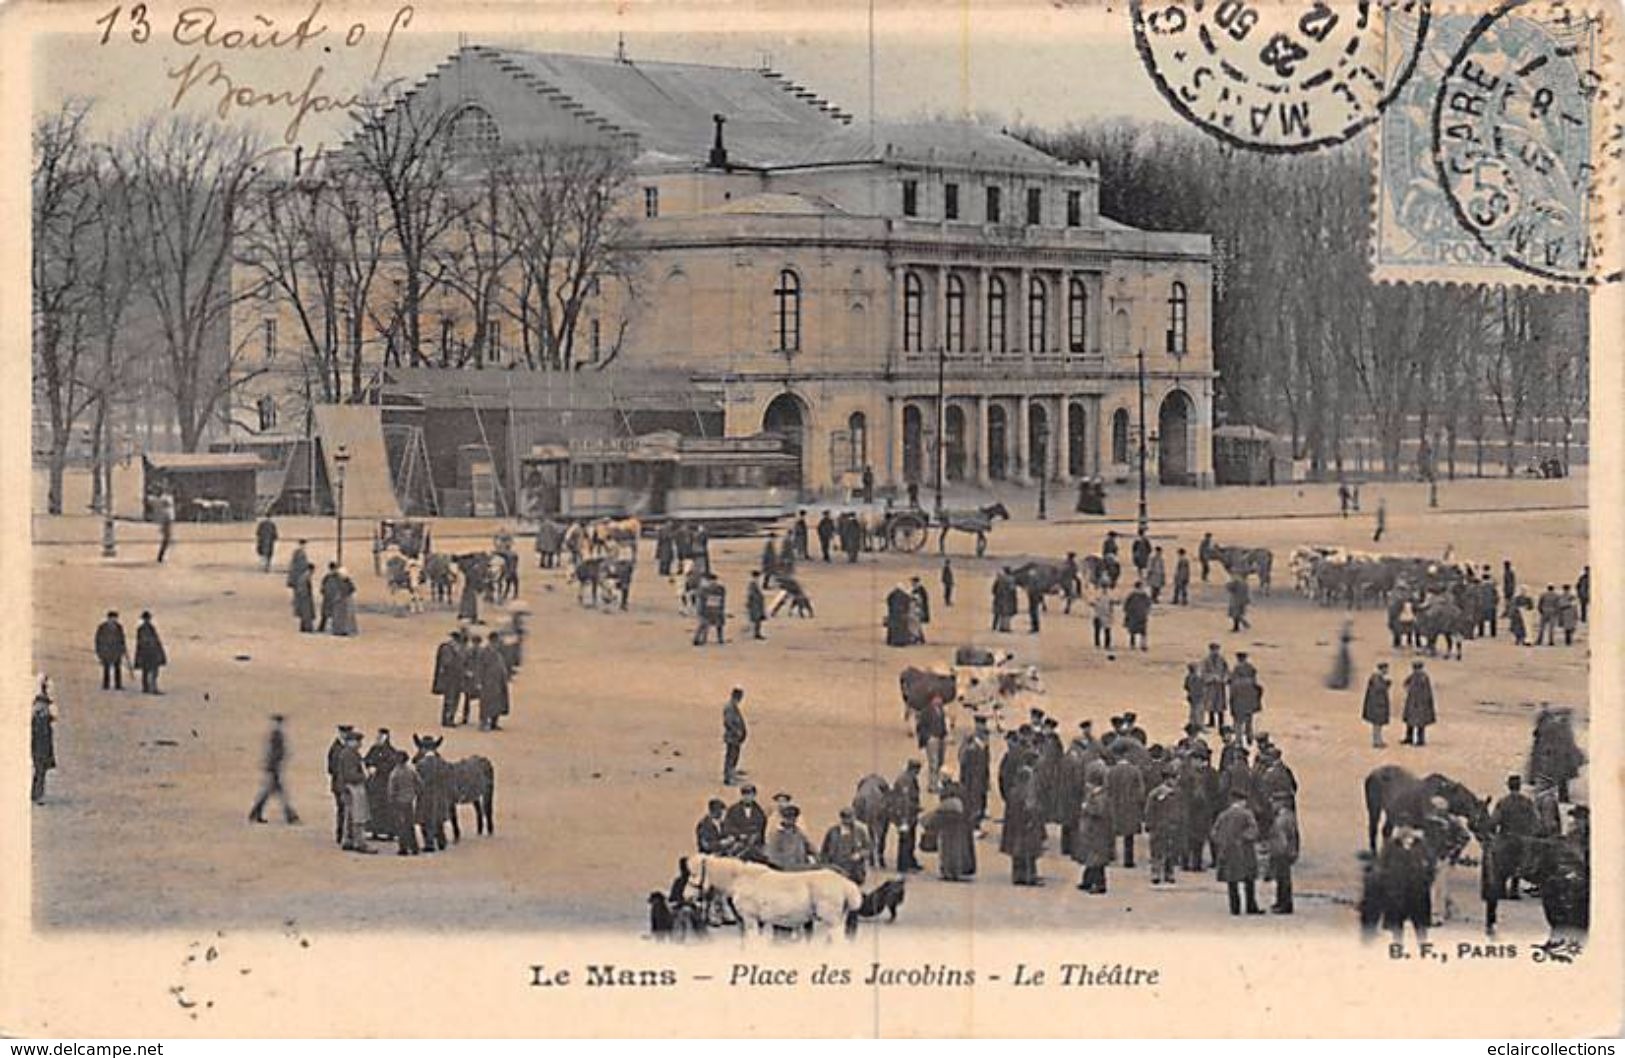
[239,45,1217,502]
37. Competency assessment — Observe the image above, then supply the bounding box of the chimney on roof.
[709,114,729,169]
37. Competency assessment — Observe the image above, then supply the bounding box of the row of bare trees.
[33,96,640,507]
[1025,120,1590,479]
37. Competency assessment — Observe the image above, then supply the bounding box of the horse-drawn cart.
[373,519,433,575]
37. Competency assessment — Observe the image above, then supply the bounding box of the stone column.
[975,394,990,486]
[1014,394,1030,485]
[1017,267,1030,362]
[1058,397,1074,485]
[887,394,903,489]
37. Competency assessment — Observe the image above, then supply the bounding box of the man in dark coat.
[1363,661,1392,747]
[839,512,862,562]
[1172,548,1192,605]
[1074,774,1112,893]
[693,573,727,646]
[335,730,374,854]
[477,639,510,730]
[885,584,914,647]
[655,522,675,577]
[892,760,924,873]
[1490,775,1539,899]
[1003,764,1046,886]
[255,516,279,572]
[722,687,747,786]
[696,798,727,853]
[1226,574,1251,631]
[1123,582,1152,650]
[1178,747,1220,871]
[746,572,767,640]
[363,729,406,838]
[94,611,128,690]
[1268,794,1300,913]
[1527,706,1585,802]
[1131,531,1151,577]
[792,511,810,561]
[722,784,767,858]
[1211,790,1263,914]
[1058,734,1090,856]
[318,563,342,633]
[816,511,835,563]
[926,780,976,881]
[1228,652,1263,744]
[958,718,991,830]
[941,558,955,608]
[1144,770,1185,884]
[819,807,873,884]
[997,731,1024,816]
[290,563,316,633]
[133,612,166,694]
[1183,662,1205,731]
[326,725,351,845]
[31,681,56,804]
[433,630,465,727]
[1401,660,1436,746]
[918,695,948,793]
[1577,565,1590,623]
[286,539,312,586]
[1106,742,1146,868]
[387,757,423,855]
[1199,643,1229,729]
[910,576,931,628]
[248,713,299,824]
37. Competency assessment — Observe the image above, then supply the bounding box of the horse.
[674,854,862,940]
[1363,764,1488,852]
[1211,544,1274,594]
[447,754,496,839]
[423,552,458,606]
[383,552,427,615]
[936,502,1010,557]
[590,517,642,559]
[571,556,627,607]
[852,774,894,867]
[1010,560,1082,611]
[1415,595,1469,659]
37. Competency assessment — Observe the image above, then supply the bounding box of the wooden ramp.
[313,406,402,519]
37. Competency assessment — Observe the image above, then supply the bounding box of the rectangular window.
[945,182,960,220]
[1067,189,1082,227]
[643,186,659,219]
[488,320,502,364]
[902,179,919,217]
[986,186,1002,224]
[262,318,276,361]
[1027,187,1042,226]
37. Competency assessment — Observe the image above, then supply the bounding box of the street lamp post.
[333,444,351,566]
[1136,347,1149,537]
[934,343,946,517]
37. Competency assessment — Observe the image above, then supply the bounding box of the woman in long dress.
[928,781,976,881]
[332,568,359,636]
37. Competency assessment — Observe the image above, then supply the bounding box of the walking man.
[941,558,955,608]
[1362,661,1392,747]
[1226,574,1252,632]
[1372,498,1387,543]
[1172,547,1192,605]
[133,611,167,694]
[255,515,279,572]
[722,687,747,786]
[816,511,835,563]
[95,610,128,690]
[248,714,301,824]
[31,678,56,804]
[746,571,767,641]
[693,572,728,646]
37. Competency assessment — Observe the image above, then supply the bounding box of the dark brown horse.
[412,735,496,842]
[1363,764,1488,852]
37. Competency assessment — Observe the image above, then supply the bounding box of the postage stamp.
[1374,0,1621,284]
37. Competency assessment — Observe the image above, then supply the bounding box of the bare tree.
[437,154,519,368]
[112,115,270,451]
[32,100,107,514]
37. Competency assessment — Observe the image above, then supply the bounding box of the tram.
[518,431,800,528]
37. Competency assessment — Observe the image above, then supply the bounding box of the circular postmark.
[1431,0,1620,284]
[1131,0,1432,154]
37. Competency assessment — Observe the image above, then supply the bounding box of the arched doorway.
[1112,408,1131,466]
[846,411,868,472]
[902,404,924,484]
[944,404,967,482]
[1068,401,1088,477]
[763,393,808,489]
[1028,403,1050,481]
[988,404,1008,480]
[1158,390,1193,485]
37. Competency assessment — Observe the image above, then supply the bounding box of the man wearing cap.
[387,752,423,856]
[816,510,835,563]
[1267,793,1300,913]
[1199,643,1229,730]
[364,729,406,840]
[1144,768,1184,885]
[746,572,767,640]
[1401,660,1436,746]
[433,630,466,727]
[248,714,300,825]
[722,785,767,859]
[722,688,747,785]
[693,572,728,646]
[1490,775,1539,900]
[958,717,992,832]
[892,760,924,872]
[918,694,948,794]
[1178,743,1220,872]
[820,807,874,884]
[1211,789,1263,915]
[766,806,815,870]
[1362,661,1393,748]
[95,610,128,691]
[326,725,352,845]
[1106,741,1146,869]
[1074,771,1112,893]
[696,799,727,854]
[335,730,375,854]
[1228,652,1263,745]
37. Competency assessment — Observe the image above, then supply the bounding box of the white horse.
[676,855,861,940]
[383,550,427,615]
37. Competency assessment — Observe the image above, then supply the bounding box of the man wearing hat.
[696,798,727,854]
[432,630,466,727]
[893,760,924,872]
[820,807,874,884]
[133,611,167,694]
[1199,643,1229,730]
[94,610,129,691]
[1106,741,1146,869]
[997,732,1024,815]
[722,785,767,859]
[335,729,375,854]
[1211,789,1263,915]
[248,714,299,825]
[1267,792,1300,913]
[766,806,815,870]
[957,716,992,832]
[1401,660,1436,746]
[1178,742,1220,872]
[326,725,353,845]
[1362,661,1393,748]
[1228,652,1263,745]
[722,688,748,786]
[1489,775,1539,899]
[918,693,948,793]
[1144,767,1184,885]
[1123,712,1148,746]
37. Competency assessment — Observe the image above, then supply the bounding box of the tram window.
[628,464,648,489]
[680,466,703,488]
[766,464,798,488]
[601,463,625,487]
[745,466,765,487]
[572,463,595,487]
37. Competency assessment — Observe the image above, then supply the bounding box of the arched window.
[447,105,501,156]
[1028,276,1048,354]
[1068,278,1088,353]
[847,411,868,471]
[987,276,1007,353]
[945,275,966,353]
[1112,408,1131,465]
[256,395,277,432]
[774,269,801,353]
[903,271,924,353]
[1168,280,1188,356]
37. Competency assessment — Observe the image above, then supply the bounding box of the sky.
[31,0,1174,152]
